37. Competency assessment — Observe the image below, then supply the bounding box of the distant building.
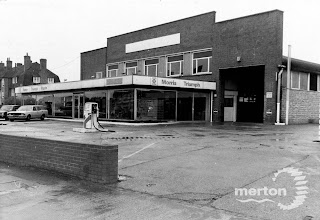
[0,54,60,104]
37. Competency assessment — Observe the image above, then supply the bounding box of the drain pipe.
[275,65,286,125]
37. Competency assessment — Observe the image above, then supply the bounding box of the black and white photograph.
[0,0,320,219]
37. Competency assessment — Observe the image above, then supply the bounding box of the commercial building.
[15,10,320,124]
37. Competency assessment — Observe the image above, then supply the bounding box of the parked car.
[7,105,48,121]
[0,105,20,120]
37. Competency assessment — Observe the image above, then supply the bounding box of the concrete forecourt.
[0,119,319,220]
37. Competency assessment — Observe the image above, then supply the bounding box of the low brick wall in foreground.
[0,134,118,184]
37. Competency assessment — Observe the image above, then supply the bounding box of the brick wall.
[0,134,118,184]
[281,88,320,124]
[107,12,215,64]
[212,10,283,123]
[81,47,107,80]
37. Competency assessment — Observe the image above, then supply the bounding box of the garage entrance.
[221,65,264,123]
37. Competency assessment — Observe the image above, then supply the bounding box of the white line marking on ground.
[118,143,156,163]
[0,189,22,195]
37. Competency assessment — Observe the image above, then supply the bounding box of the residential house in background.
[0,54,60,104]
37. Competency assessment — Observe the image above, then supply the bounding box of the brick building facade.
[16,10,320,124]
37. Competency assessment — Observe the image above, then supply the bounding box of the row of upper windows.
[1,77,55,87]
[106,50,212,78]
[16,77,54,84]
[10,77,55,84]
[283,71,320,92]
[291,71,319,91]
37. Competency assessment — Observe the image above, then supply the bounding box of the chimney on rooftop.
[40,58,47,70]
[24,53,31,71]
[6,58,12,70]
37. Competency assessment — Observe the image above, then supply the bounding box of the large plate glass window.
[85,91,106,119]
[126,61,137,75]
[107,64,118,77]
[109,89,134,120]
[145,59,158,77]
[34,94,54,116]
[193,51,212,74]
[137,89,176,121]
[167,55,183,76]
[53,93,73,118]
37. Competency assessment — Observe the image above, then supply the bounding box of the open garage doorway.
[220,65,265,123]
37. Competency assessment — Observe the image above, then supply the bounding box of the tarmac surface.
[1,119,320,220]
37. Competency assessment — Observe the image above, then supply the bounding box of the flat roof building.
[15,10,320,124]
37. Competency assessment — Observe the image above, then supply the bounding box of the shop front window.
[35,94,54,116]
[137,89,176,121]
[85,91,107,119]
[53,93,73,118]
[109,89,134,120]
[194,92,209,121]
[177,91,193,121]
[177,91,209,121]
[22,95,36,105]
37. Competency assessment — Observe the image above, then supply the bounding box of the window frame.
[107,64,119,78]
[33,76,40,84]
[95,72,103,79]
[309,73,318,92]
[12,77,18,84]
[125,61,138,75]
[192,51,212,75]
[10,88,15,97]
[291,71,300,89]
[48,77,54,84]
[145,59,159,77]
[167,55,183,77]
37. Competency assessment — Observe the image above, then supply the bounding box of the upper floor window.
[167,55,183,76]
[309,73,318,91]
[107,64,118,77]
[33,77,40,84]
[48,78,54,84]
[145,59,158,77]
[96,72,102,79]
[12,77,18,84]
[193,51,212,74]
[126,61,137,75]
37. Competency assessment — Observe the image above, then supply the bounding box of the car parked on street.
[0,105,20,120]
[7,105,48,121]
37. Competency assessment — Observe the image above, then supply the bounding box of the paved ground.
[0,119,320,220]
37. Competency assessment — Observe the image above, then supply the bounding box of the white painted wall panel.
[125,33,180,53]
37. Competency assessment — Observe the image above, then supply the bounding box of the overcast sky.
[0,0,319,81]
